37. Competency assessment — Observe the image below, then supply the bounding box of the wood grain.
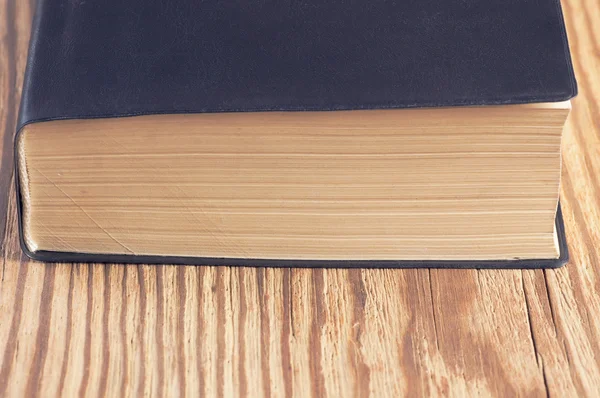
[1,0,599,396]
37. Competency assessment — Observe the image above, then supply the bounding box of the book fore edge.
[17,133,37,252]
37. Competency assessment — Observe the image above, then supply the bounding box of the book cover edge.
[15,0,578,131]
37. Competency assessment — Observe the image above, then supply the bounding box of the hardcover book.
[15,0,577,267]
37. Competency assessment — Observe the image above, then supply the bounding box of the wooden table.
[1,0,599,396]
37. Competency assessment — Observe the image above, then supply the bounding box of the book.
[15,0,577,267]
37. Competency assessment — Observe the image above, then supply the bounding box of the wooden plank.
[1,0,599,396]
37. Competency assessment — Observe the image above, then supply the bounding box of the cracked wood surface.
[1,0,600,396]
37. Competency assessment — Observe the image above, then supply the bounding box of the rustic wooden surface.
[1,0,599,396]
